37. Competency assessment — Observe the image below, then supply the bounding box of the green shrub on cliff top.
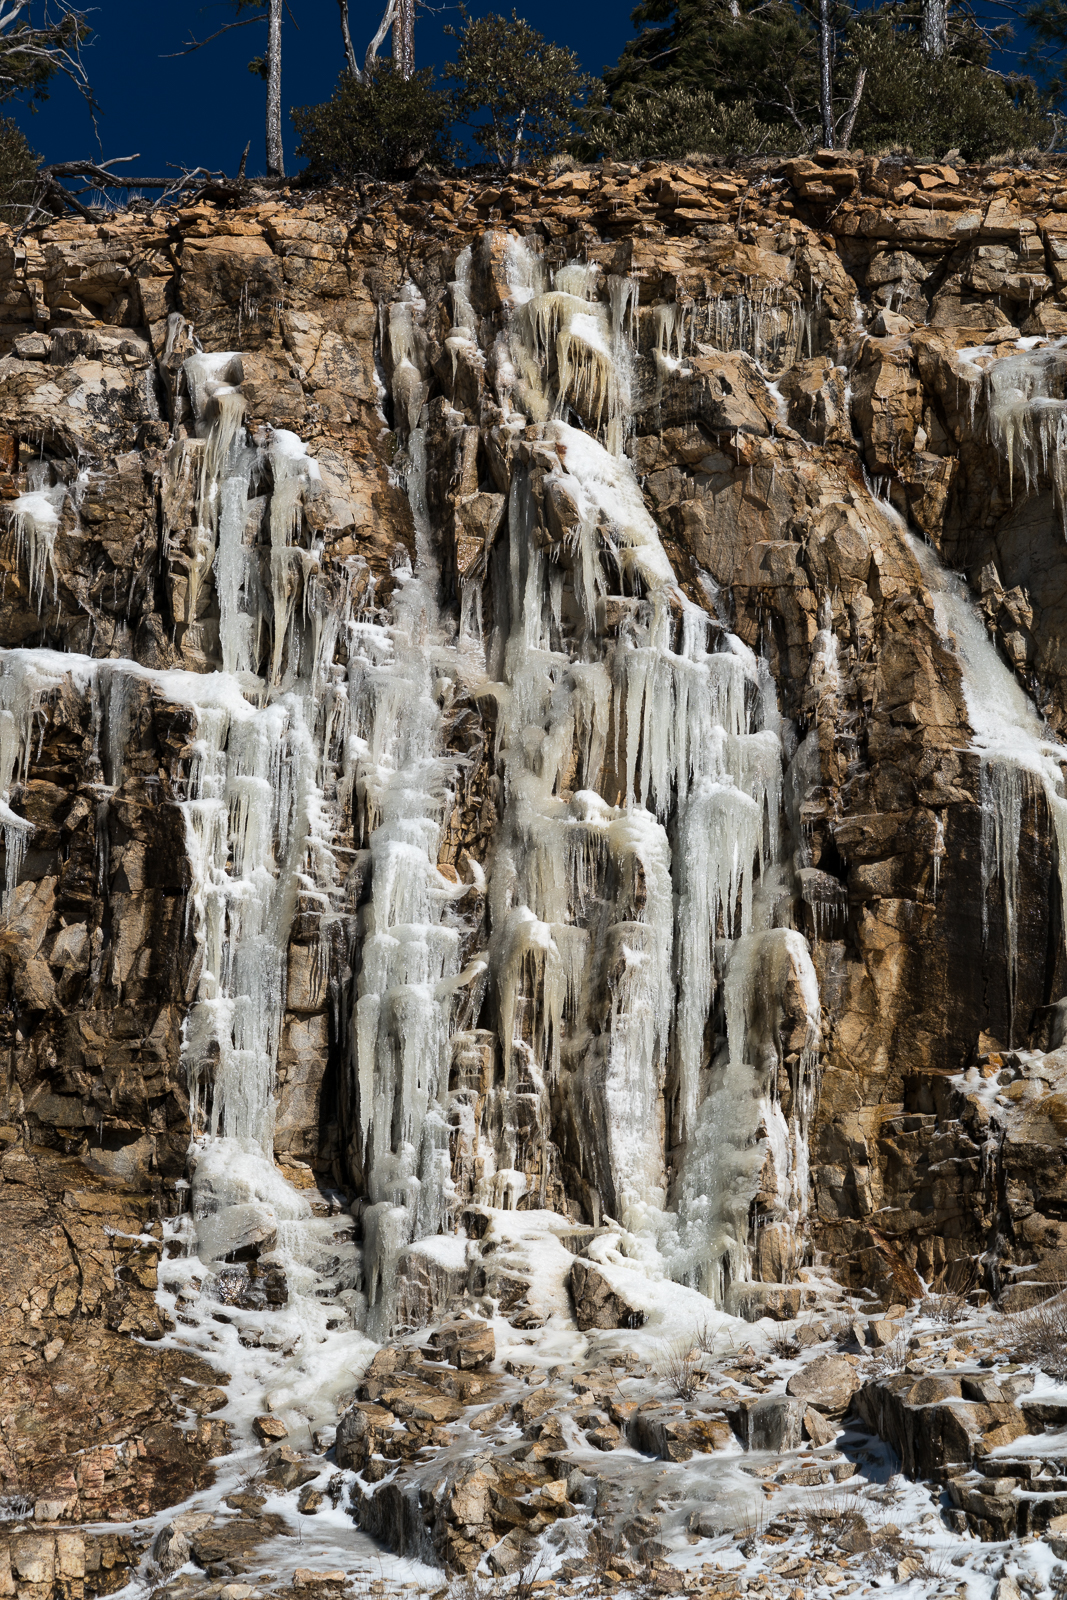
[849,27,1056,159]
[575,82,799,160]
[443,9,593,168]
[0,118,40,223]
[595,0,1055,162]
[292,63,451,183]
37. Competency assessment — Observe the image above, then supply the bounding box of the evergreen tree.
[0,1,91,108]
[1026,0,1067,105]
[848,21,1053,156]
[604,0,822,140]
[0,117,40,221]
[602,0,1052,160]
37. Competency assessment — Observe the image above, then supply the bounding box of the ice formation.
[986,343,1067,520]
[910,527,1067,1037]
[956,338,1067,529]
[7,480,64,612]
[0,235,837,1446]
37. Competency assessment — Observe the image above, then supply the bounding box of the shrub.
[849,27,1055,159]
[918,1258,977,1325]
[576,82,799,161]
[0,118,40,224]
[660,1339,702,1398]
[292,63,451,183]
[1010,1286,1067,1376]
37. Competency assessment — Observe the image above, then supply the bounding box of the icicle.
[909,524,1067,1042]
[985,345,1067,527]
[0,650,68,911]
[8,487,64,612]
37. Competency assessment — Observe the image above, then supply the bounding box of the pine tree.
[0,1,92,107]
[604,0,820,141]
[601,0,1052,160]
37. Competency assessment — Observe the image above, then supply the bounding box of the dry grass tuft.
[660,1340,702,1400]
[767,1328,800,1360]
[512,1557,545,1600]
[694,1321,719,1355]
[864,1331,909,1378]
[1010,1284,1067,1377]
[919,1259,977,1326]
[801,1492,869,1547]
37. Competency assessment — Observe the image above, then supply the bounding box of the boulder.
[252,1415,289,1442]
[855,1375,1029,1478]
[151,1512,213,1575]
[803,1407,838,1446]
[747,1396,804,1452]
[628,1407,735,1461]
[263,1447,321,1491]
[785,1355,861,1415]
[569,1260,647,1331]
[428,1318,495,1370]
[335,1402,397,1473]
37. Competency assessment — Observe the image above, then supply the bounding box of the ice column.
[910,527,1067,1038]
[0,651,68,909]
[347,296,468,1338]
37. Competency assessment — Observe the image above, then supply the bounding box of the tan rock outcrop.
[6,154,1067,1568]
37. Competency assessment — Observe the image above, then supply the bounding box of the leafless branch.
[0,2,98,147]
[364,0,397,78]
[24,157,233,226]
[837,64,866,149]
[161,14,266,57]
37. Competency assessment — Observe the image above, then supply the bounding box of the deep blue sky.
[8,2,636,179]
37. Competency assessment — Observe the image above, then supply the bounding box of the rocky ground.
[12,1277,1067,1600]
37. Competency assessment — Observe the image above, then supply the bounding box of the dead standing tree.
[339,0,416,81]
[393,0,414,75]
[166,0,287,178]
[920,0,949,57]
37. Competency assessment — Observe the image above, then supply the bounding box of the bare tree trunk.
[266,0,284,176]
[818,0,834,149]
[338,0,359,77]
[509,109,526,170]
[394,0,415,77]
[920,0,948,58]
[365,0,397,76]
[838,65,866,150]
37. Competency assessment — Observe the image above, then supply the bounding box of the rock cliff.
[3,151,1067,1592]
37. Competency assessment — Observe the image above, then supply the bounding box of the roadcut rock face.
[4,153,1067,1594]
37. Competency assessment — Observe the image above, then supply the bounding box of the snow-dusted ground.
[72,1266,1066,1600]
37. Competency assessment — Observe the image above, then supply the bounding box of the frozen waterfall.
[0,236,833,1448]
